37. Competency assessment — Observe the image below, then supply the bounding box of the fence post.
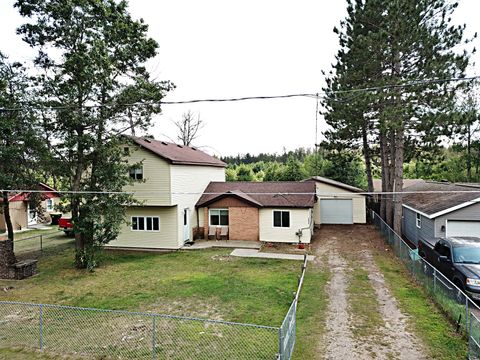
[278,327,283,360]
[466,297,470,332]
[152,315,156,360]
[433,268,437,295]
[39,304,44,351]
[40,235,43,252]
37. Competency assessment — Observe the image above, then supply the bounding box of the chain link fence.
[279,255,307,360]
[0,256,308,359]
[0,301,280,359]
[13,230,74,259]
[372,211,480,360]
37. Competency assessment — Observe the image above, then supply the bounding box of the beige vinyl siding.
[198,207,205,227]
[314,182,366,224]
[259,208,312,243]
[108,206,178,249]
[123,146,172,205]
[11,202,28,230]
[170,165,225,247]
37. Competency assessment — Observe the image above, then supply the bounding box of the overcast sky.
[1,0,479,157]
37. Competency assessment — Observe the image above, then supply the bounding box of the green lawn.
[0,243,311,359]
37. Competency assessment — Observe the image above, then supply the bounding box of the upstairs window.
[129,167,143,180]
[273,210,290,228]
[416,213,421,228]
[131,216,159,231]
[209,209,229,226]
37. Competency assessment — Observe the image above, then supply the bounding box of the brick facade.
[200,196,260,241]
[228,207,259,240]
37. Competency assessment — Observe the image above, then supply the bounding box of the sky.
[1,0,479,157]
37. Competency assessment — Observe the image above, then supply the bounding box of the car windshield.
[453,247,480,264]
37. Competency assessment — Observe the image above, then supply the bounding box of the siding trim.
[402,204,432,219]
[403,198,480,219]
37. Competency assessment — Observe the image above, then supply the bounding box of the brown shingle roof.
[196,182,316,208]
[402,181,480,217]
[128,136,226,167]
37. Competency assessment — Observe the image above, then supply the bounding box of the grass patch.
[375,254,467,359]
[293,264,330,359]
[0,245,300,325]
[346,264,385,339]
[0,348,63,359]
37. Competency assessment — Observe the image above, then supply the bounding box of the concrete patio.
[230,248,315,261]
[182,240,261,250]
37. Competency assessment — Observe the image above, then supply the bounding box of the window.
[123,147,130,156]
[131,216,159,231]
[416,213,421,228]
[46,199,54,212]
[209,209,229,226]
[273,210,290,228]
[434,241,451,258]
[129,167,143,180]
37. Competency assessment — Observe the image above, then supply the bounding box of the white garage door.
[320,199,353,224]
[447,221,480,237]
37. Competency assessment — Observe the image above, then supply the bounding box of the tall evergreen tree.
[0,53,44,247]
[15,0,173,269]
[324,0,473,233]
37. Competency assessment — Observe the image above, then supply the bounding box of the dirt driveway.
[311,224,428,360]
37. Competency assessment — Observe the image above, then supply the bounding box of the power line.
[0,75,478,112]
[3,189,480,196]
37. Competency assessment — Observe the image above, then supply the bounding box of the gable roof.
[6,183,60,203]
[196,181,316,208]
[128,136,226,168]
[306,176,364,194]
[402,181,480,218]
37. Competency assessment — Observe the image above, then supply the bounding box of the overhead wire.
[0,75,479,112]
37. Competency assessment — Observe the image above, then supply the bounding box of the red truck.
[58,218,74,235]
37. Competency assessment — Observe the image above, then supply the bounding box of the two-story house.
[106,136,226,250]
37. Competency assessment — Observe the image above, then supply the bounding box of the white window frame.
[209,208,229,226]
[131,216,160,232]
[46,199,54,212]
[273,210,291,228]
[416,213,422,229]
[129,166,144,180]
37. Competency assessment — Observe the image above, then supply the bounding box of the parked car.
[58,218,73,236]
[418,237,480,301]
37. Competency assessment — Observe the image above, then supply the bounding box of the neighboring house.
[195,182,316,243]
[402,181,480,246]
[107,136,226,250]
[0,183,61,232]
[305,176,367,225]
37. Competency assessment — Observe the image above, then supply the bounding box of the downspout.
[195,207,199,241]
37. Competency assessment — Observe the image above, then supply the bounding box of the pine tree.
[324,0,474,233]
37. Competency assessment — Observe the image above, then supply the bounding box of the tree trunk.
[379,131,388,220]
[467,122,471,181]
[2,191,14,242]
[385,131,396,227]
[362,123,374,193]
[393,128,404,235]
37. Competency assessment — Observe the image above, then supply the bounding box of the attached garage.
[446,220,480,238]
[320,199,353,224]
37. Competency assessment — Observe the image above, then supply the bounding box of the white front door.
[183,208,190,243]
[27,203,38,226]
